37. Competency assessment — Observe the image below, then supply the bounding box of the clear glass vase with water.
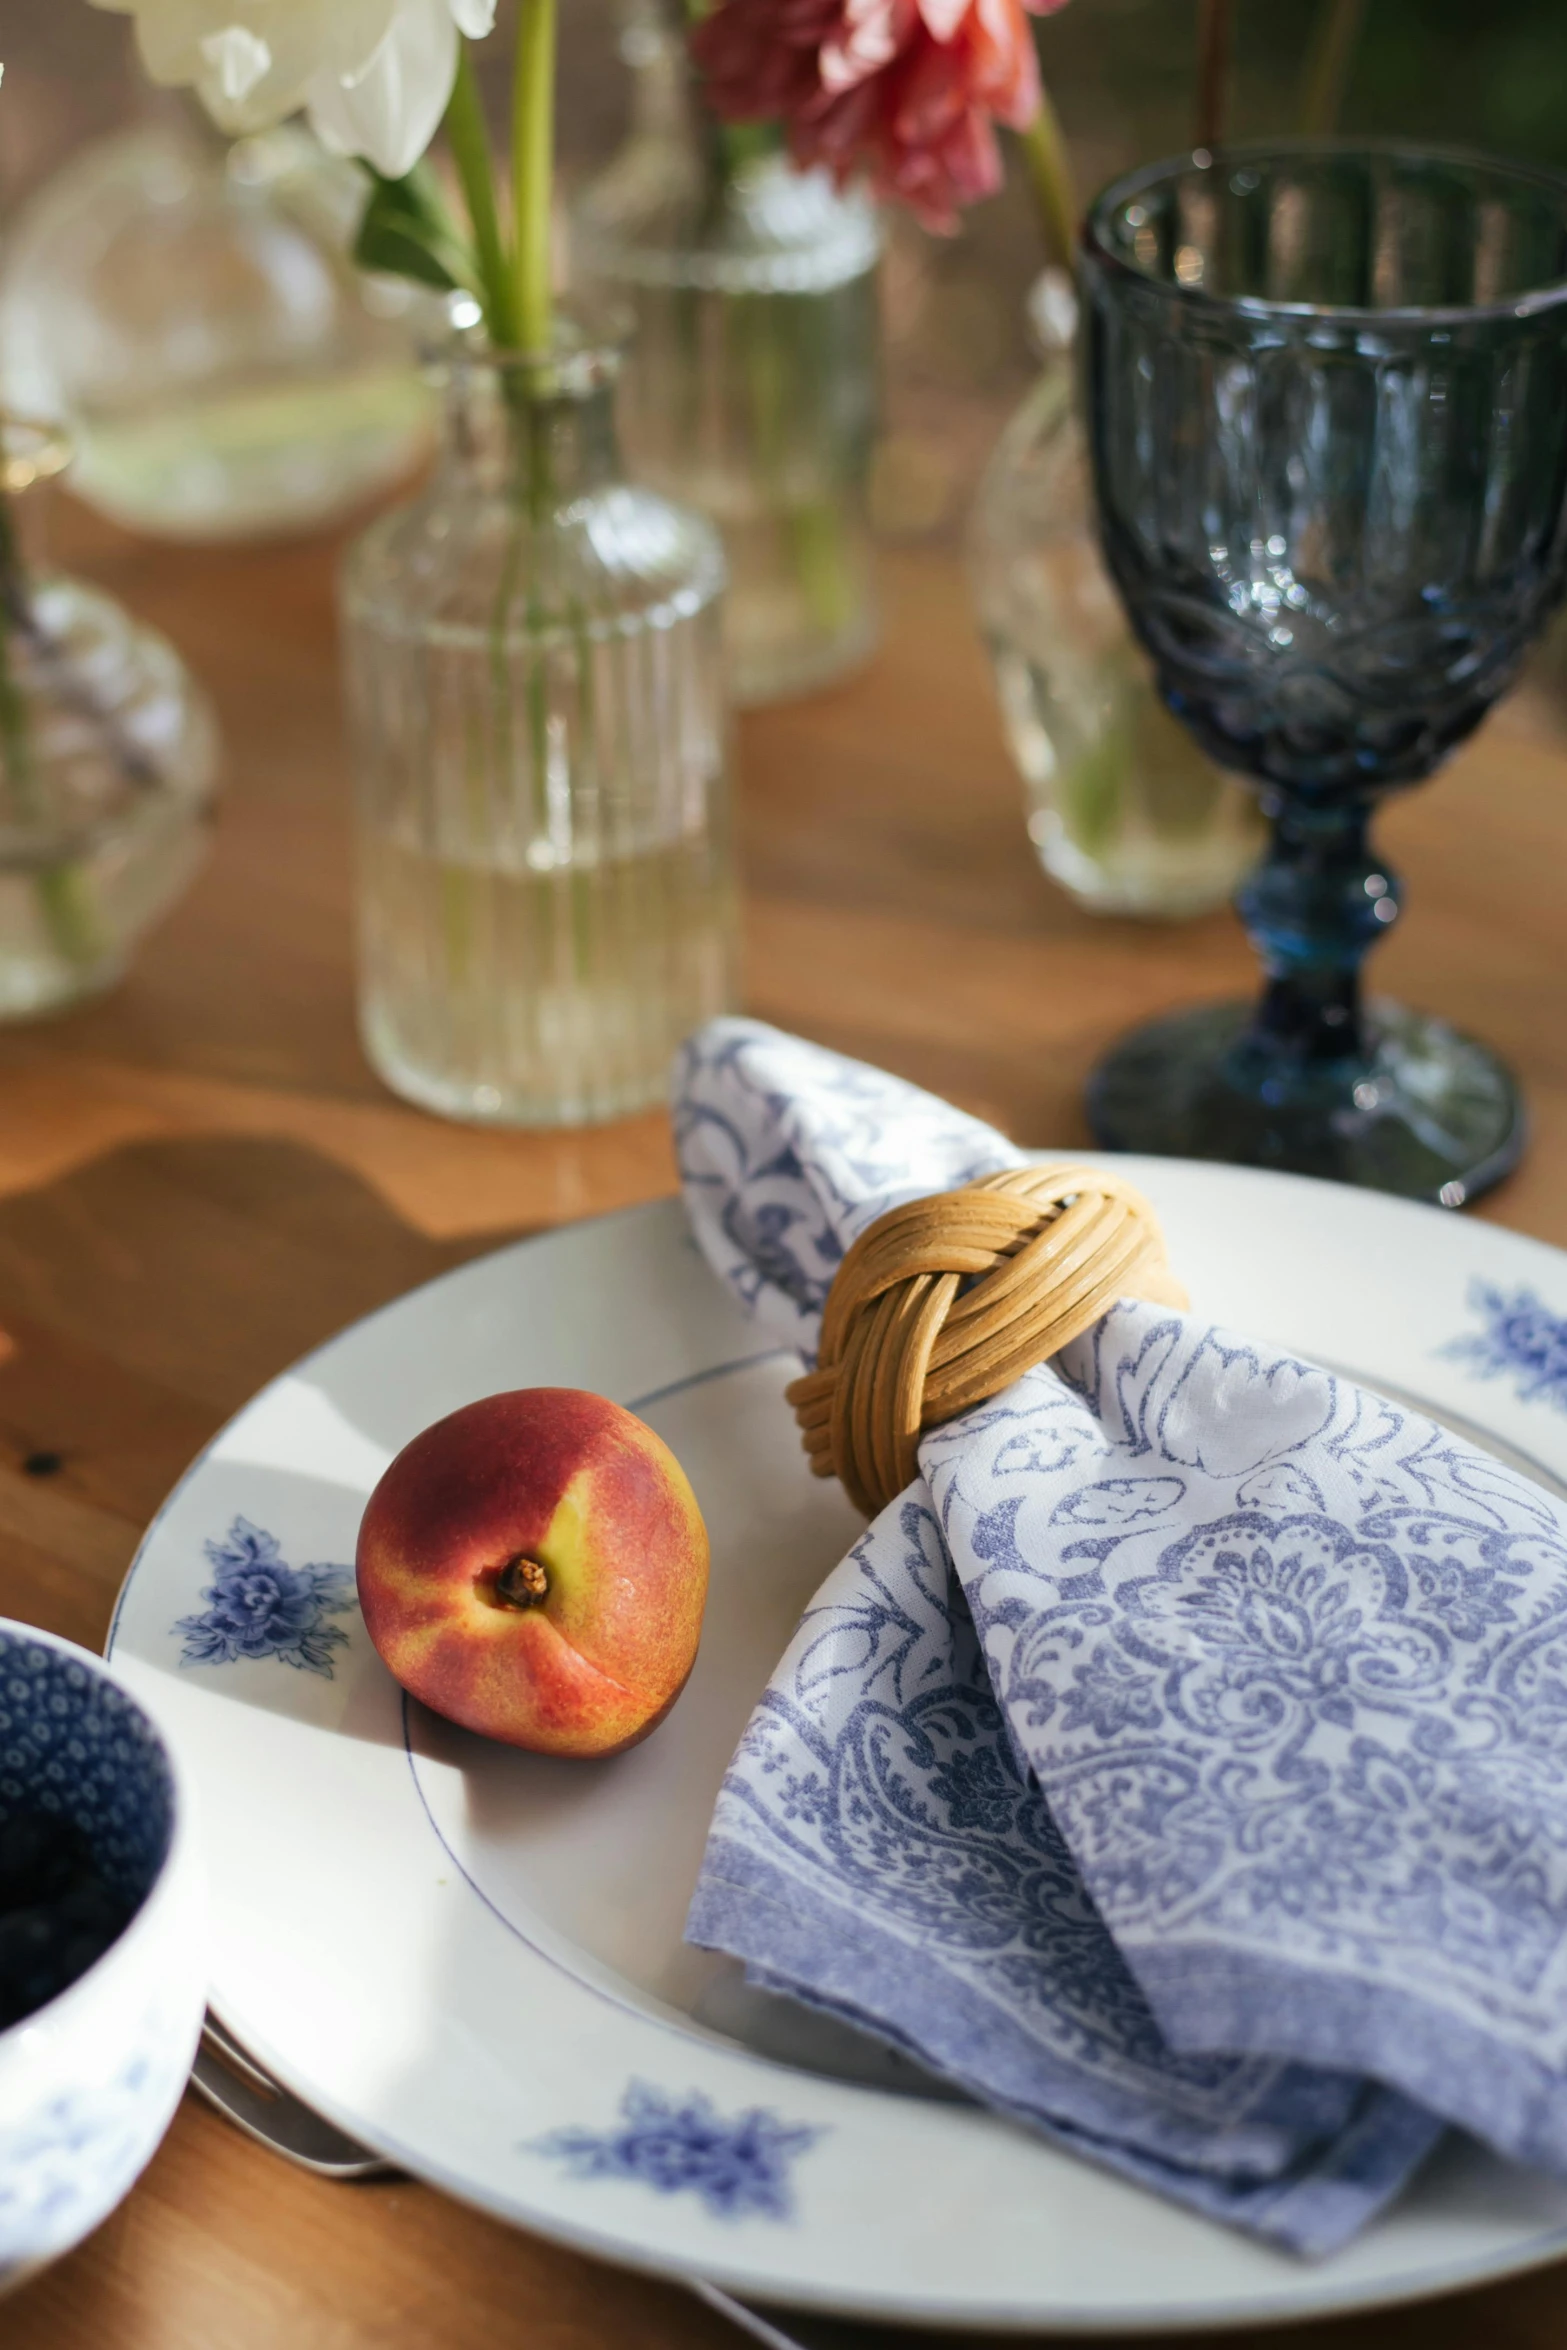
[969,273,1263,919]
[574,4,880,706]
[0,119,432,543]
[340,317,736,1127]
[0,419,218,1018]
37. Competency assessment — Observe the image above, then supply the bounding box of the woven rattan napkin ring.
[786,1165,1189,1518]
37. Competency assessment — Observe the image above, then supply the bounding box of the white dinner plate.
[107,1158,1567,2333]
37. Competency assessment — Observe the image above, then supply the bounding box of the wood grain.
[4,492,1567,2348]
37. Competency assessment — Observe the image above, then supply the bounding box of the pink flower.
[693,0,1067,232]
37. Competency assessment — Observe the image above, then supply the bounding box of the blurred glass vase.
[969,272,1263,918]
[574,5,880,705]
[340,318,736,1128]
[0,121,432,541]
[0,421,219,1017]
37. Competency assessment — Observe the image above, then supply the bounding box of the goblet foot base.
[1086,999,1525,1206]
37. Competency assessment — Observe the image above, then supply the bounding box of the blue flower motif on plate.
[1443,1280,1567,1412]
[529,2081,821,2221]
[174,1518,355,1676]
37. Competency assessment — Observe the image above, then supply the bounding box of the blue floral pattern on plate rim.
[173,1518,355,1676]
[1444,1281,1567,1415]
[529,2081,821,2221]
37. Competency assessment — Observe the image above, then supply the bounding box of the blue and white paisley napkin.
[675,1019,1567,2254]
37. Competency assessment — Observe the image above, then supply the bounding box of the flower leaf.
[353,162,473,293]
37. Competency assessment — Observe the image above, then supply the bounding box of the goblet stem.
[1235,796,1400,1069]
[1086,773,1524,1200]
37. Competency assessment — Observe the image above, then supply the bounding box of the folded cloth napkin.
[675,1019,1567,2254]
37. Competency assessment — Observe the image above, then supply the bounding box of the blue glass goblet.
[1082,144,1567,1204]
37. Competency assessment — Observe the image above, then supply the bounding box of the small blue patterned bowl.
[0,1621,205,2294]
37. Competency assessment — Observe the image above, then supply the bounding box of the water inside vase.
[357,817,734,1128]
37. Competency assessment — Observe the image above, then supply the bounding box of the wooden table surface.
[6,493,1567,2350]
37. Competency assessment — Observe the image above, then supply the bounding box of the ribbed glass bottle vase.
[340,321,736,1127]
[574,8,880,706]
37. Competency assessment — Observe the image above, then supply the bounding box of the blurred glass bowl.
[0,414,220,1017]
[0,120,435,542]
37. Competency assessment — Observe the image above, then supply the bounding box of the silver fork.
[191,2016,851,2349]
[194,2015,395,2180]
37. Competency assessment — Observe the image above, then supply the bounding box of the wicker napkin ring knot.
[786,1165,1189,1519]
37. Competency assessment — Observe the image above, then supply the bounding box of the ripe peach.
[356,1389,709,1758]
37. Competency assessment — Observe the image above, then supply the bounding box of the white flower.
[307,0,496,179]
[88,0,497,178]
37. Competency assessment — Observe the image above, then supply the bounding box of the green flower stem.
[439,17,566,1011]
[1017,88,1078,271]
[485,393,597,1003]
[1060,716,1132,859]
[734,284,860,641]
[0,607,35,809]
[739,303,784,482]
[513,0,557,352]
[718,120,778,175]
[33,862,101,966]
[679,46,849,636]
[518,405,556,875]
[1299,0,1367,133]
[787,499,854,634]
[446,46,517,345]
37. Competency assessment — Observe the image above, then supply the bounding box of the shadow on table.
[0,1130,528,1640]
